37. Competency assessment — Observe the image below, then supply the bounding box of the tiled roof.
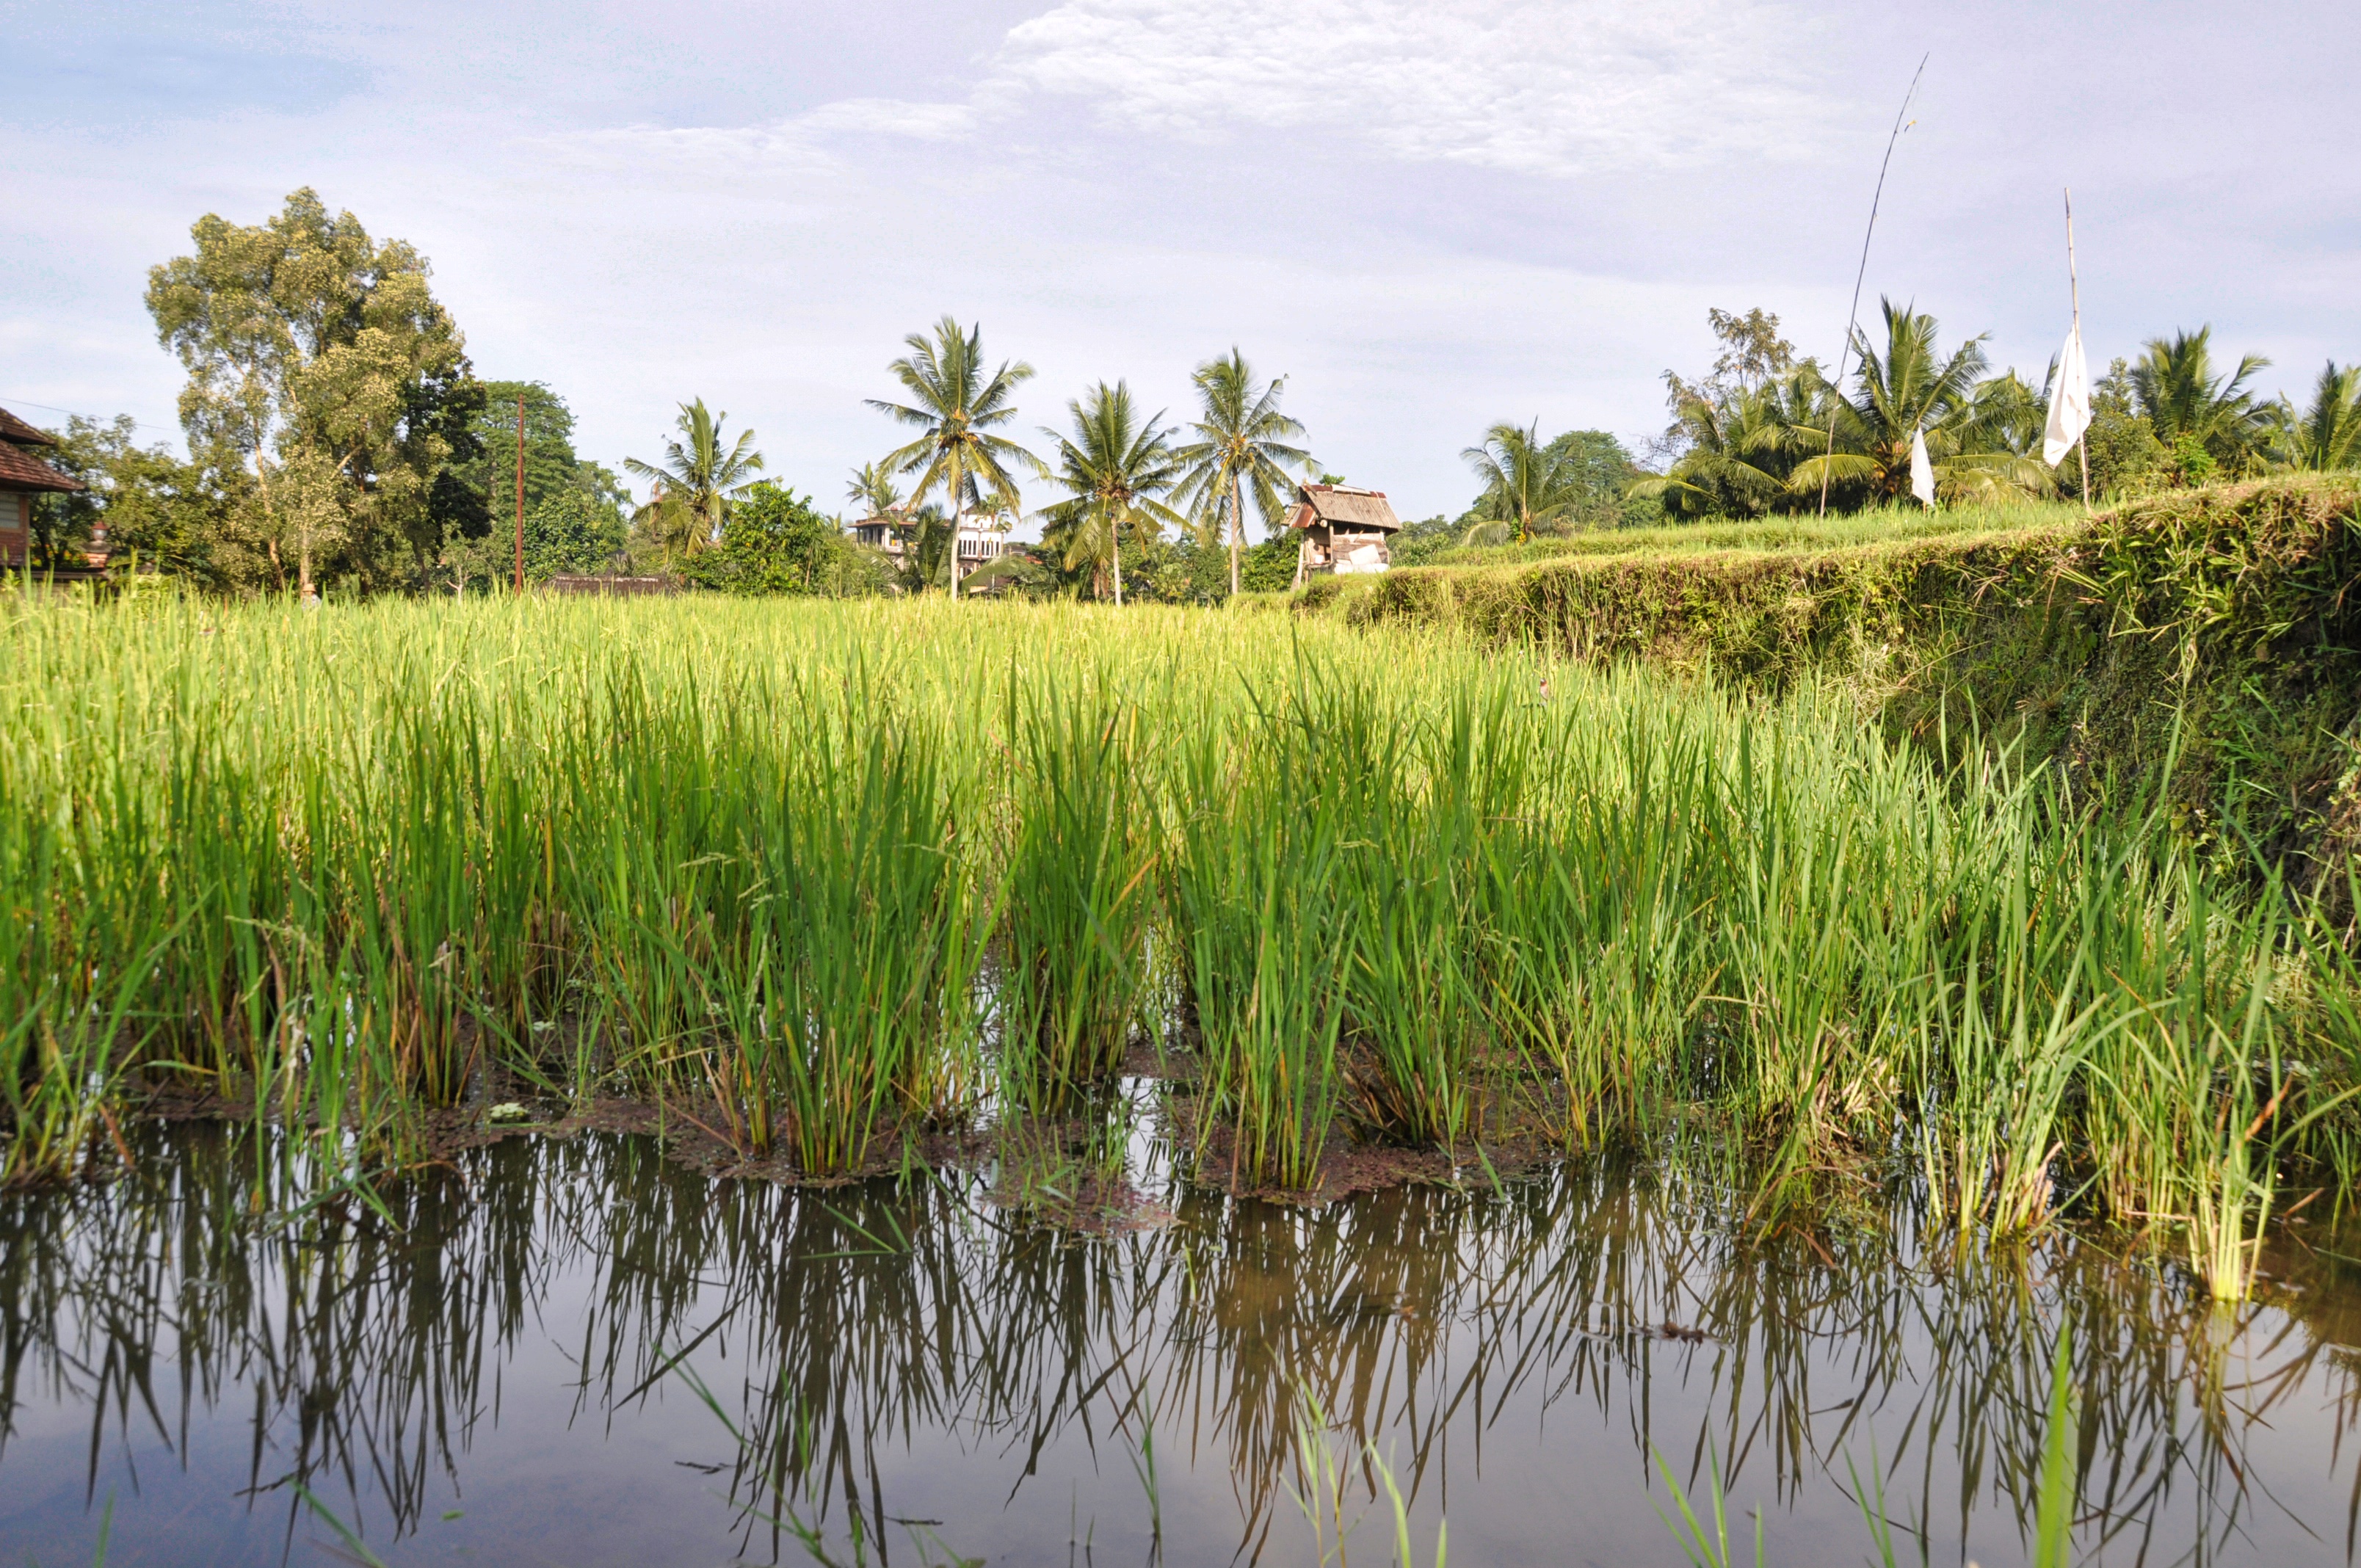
[0,439,81,493]
[0,407,57,446]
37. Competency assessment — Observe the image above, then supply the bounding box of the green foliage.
[5,591,2361,1277]
[625,398,764,564]
[2129,326,2274,473]
[2278,360,2361,472]
[1238,536,1302,593]
[144,186,474,596]
[2075,359,2167,500]
[1791,298,2051,507]
[678,482,874,596]
[36,414,246,583]
[1343,477,2361,899]
[869,317,1043,600]
[521,490,628,578]
[1172,349,1314,598]
[1457,419,1614,543]
[446,381,631,587]
[1388,515,1460,569]
[1036,380,1186,603]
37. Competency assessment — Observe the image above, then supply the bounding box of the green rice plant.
[1172,705,1350,1191]
[1332,685,1479,1147]
[995,683,1156,1110]
[728,708,981,1175]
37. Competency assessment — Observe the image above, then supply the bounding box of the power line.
[0,396,176,437]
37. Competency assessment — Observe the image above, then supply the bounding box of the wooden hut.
[1287,482,1401,584]
[0,406,92,571]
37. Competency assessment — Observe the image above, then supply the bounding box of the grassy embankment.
[4,567,2360,1299]
[1292,478,2361,895]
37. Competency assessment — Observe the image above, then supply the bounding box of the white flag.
[1910,427,1936,508]
[2042,322,2091,467]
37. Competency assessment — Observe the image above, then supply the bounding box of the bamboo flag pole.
[2066,189,2092,512]
[1817,53,1929,521]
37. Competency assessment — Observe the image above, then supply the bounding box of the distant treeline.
[26,189,2357,600]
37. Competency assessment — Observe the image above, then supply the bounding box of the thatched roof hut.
[1288,483,1401,581]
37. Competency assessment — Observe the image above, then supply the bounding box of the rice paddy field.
[10,590,2361,1564]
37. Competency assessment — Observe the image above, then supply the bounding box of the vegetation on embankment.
[1297,477,2361,893]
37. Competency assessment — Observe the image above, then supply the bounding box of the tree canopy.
[144,187,479,596]
[1037,381,1187,605]
[1171,349,1313,598]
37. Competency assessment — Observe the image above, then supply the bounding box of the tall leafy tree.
[623,399,763,563]
[1038,381,1186,606]
[2277,361,2361,473]
[2128,327,2274,471]
[446,380,629,587]
[145,186,476,597]
[868,317,1042,599]
[1789,300,2050,505]
[1171,349,1313,598]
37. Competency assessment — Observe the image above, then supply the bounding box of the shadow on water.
[8,1119,2361,1565]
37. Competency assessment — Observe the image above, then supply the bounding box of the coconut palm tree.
[623,399,764,559]
[845,460,902,517]
[1171,349,1314,598]
[1459,420,1591,544]
[1037,381,1186,606]
[2128,327,2274,470]
[1631,372,1821,519]
[2274,361,2361,473]
[1790,300,2050,506]
[868,316,1043,599]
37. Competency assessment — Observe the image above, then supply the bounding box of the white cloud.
[993,0,1838,175]
[570,0,1837,181]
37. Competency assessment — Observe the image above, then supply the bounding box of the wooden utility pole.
[513,393,526,593]
[2065,189,2092,512]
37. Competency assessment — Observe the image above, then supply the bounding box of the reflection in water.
[4,1118,2361,1565]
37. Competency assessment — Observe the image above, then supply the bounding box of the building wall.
[0,491,24,562]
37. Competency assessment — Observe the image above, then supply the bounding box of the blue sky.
[5,0,2356,527]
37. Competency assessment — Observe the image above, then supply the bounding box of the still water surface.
[5,1115,2361,1566]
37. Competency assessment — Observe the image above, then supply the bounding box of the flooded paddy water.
[7,1111,2361,1567]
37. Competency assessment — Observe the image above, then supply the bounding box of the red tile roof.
[0,407,57,446]
[0,439,80,493]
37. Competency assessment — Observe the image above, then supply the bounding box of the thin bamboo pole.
[1816,54,1929,520]
[2066,189,2092,512]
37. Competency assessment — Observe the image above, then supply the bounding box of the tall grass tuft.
[995,683,1155,1110]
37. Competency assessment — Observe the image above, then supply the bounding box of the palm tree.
[2128,327,2274,470]
[1037,382,1186,606]
[2277,361,2361,472]
[868,316,1043,599]
[623,399,763,559]
[1631,373,1821,520]
[1460,421,1588,544]
[845,460,902,517]
[1790,300,2050,506]
[1171,349,1314,598]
